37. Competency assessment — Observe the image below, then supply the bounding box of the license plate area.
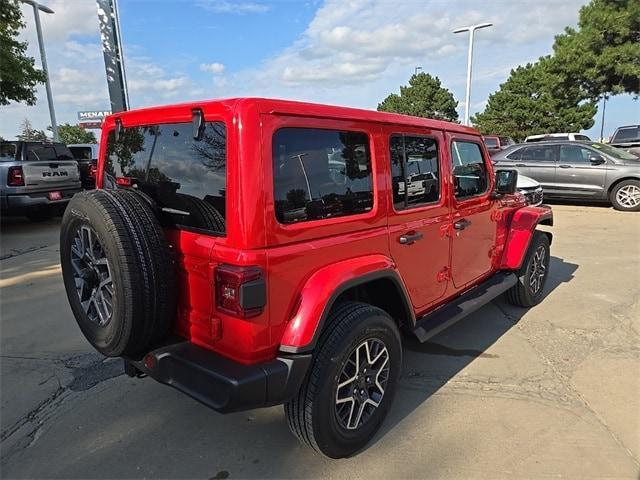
[48,191,62,201]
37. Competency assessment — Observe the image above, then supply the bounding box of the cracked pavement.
[1,205,639,479]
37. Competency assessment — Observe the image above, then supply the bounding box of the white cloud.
[196,0,269,14]
[200,62,225,74]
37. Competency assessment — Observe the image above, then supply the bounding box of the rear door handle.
[399,231,424,245]
[453,219,472,230]
[559,164,572,168]
[515,163,526,167]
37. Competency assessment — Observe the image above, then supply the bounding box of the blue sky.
[2,0,638,140]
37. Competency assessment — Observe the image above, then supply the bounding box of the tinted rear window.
[613,126,639,142]
[106,122,227,235]
[483,137,499,148]
[69,146,93,160]
[25,144,74,161]
[272,127,373,224]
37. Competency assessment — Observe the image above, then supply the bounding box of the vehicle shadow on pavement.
[371,255,579,449]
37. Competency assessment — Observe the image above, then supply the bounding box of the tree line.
[378,0,639,141]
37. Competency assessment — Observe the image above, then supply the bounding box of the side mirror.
[589,154,605,165]
[492,169,518,198]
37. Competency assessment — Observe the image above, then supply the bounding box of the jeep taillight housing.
[88,164,97,178]
[7,166,24,186]
[215,265,266,318]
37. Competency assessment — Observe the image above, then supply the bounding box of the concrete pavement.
[1,205,639,478]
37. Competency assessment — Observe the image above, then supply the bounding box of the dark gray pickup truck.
[1,141,82,221]
[609,125,640,157]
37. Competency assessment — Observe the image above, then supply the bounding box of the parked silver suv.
[492,141,640,211]
[1,141,82,221]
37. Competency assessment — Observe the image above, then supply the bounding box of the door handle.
[515,163,526,167]
[453,219,472,230]
[399,231,424,245]
[559,164,572,168]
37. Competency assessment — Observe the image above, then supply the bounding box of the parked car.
[608,125,640,157]
[525,133,591,143]
[518,174,544,206]
[1,141,82,221]
[493,140,640,211]
[59,98,553,458]
[483,135,515,153]
[68,143,99,189]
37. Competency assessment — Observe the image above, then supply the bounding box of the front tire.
[506,231,550,307]
[285,302,402,458]
[610,179,640,212]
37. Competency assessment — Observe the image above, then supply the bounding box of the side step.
[413,271,517,342]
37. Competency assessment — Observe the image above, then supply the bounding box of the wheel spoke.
[335,338,390,431]
[71,225,113,327]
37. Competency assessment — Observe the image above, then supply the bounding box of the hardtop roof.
[108,97,478,135]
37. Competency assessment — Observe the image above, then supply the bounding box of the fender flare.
[501,204,553,270]
[278,254,413,354]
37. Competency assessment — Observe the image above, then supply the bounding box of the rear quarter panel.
[259,113,392,352]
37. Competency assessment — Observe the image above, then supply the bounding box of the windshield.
[590,143,638,161]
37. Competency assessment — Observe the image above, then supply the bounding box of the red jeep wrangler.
[60,98,552,458]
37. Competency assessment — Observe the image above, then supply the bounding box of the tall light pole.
[453,22,492,126]
[599,95,608,142]
[414,66,422,76]
[21,0,58,141]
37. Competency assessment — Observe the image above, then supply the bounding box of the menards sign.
[77,111,112,121]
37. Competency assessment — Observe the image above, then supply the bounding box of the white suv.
[524,133,591,142]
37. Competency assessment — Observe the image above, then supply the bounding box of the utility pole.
[599,95,608,142]
[21,0,58,141]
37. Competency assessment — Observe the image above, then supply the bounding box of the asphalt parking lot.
[1,204,639,479]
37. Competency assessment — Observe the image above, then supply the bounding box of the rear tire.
[60,189,176,357]
[285,302,402,458]
[610,179,640,212]
[506,231,550,307]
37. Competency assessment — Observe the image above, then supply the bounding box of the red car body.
[98,98,551,369]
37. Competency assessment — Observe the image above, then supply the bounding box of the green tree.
[471,59,597,142]
[551,0,640,99]
[378,73,459,122]
[0,0,46,105]
[17,118,48,141]
[53,124,97,144]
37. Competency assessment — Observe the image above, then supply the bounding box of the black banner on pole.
[96,0,129,113]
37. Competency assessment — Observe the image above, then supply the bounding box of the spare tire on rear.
[60,189,177,358]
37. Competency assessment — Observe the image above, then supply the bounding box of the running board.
[413,271,517,342]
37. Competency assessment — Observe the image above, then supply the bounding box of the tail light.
[89,164,97,179]
[7,166,24,186]
[215,265,266,318]
[115,176,134,186]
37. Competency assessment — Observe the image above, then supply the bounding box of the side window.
[560,145,591,163]
[506,148,522,160]
[272,127,373,224]
[390,135,440,210]
[519,145,556,161]
[451,141,488,199]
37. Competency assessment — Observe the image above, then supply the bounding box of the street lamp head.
[453,22,492,33]
[20,0,55,14]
